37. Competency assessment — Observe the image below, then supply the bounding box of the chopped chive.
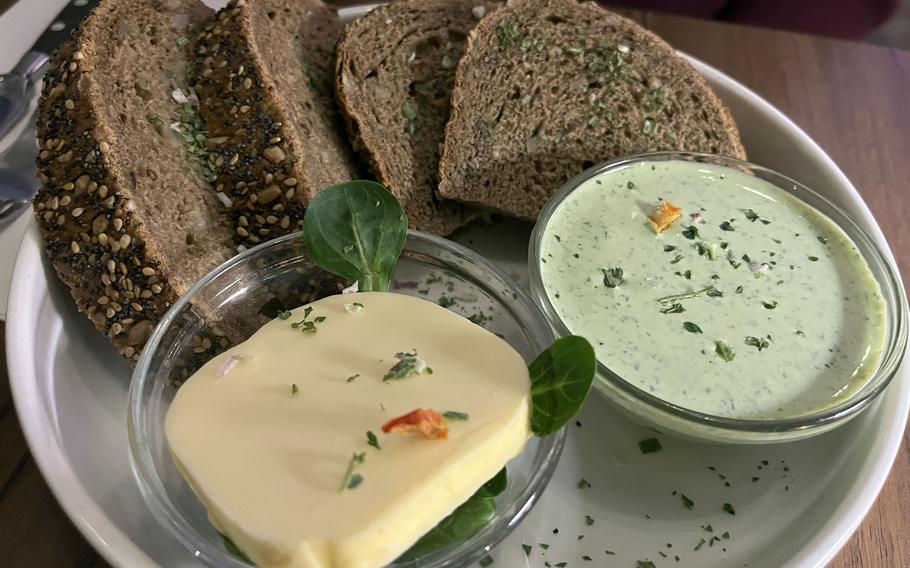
[291,383,299,394]
[723,502,736,515]
[366,430,380,450]
[680,493,694,510]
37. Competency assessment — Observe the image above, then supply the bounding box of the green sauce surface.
[540,160,885,419]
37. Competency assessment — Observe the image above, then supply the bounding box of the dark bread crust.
[336,0,499,235]
[194,0,360,249]
[33,0,233,364]
[438,0,747,220]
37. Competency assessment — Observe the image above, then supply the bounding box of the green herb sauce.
[539,160,886,419]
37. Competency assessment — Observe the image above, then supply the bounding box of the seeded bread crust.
[438,0,747,220]
[194,0,360,249]
[34,0,235,364]
[336,0,499,235]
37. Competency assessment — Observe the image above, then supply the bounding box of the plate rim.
[7,51,909,568]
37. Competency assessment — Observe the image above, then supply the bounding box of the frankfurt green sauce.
[539,160,886,419]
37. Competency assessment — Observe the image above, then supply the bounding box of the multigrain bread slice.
[194,0,360,249]
[438,0,747,220]
[33,0,236,364]
[335,0,499,235]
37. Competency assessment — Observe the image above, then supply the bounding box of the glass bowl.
[529,151,908,444]
[128,230,563,567]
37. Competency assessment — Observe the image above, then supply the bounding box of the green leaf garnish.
[670,254,684,264]
[346,373,359,383]
[637,561,657,568]
[660,303,685,314]
[302,180,407,292]
[291,383,299,394]
[682,226,699,240]
[714,340,735,362]
[443,411,470,421]
[743,209,759,222]
[808,256,819,262]
[382,350,428,381]
[680,493,695,510]
[577,478,592,489]
[277,310,292,320]
[723,502,736,515]
[745,336,770,351]
[366,430,380,449]
[601,267,624,288]
[339,452,366,491]
[683,322,703,334]
[719,221,735,231]
[657,285,717,304]
[523,544,533,557]
[219,532,252,563]
[638,438,662,454]
[762,300,778,310]
[663,245,676,252]
[528,336,596,436]
[397,469,507,561]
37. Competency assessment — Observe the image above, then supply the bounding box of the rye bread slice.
[336,0,499,235]
[194,0,360,248]
[438,0,747,220]
[33,0,236,364]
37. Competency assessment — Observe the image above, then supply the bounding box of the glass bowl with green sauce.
[529,152,907,444]
[128,230,563,568]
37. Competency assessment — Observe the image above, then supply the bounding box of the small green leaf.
[682,226,699,240]
[719,221,735,231]
[714,340,735,362]
[366,430,381,449]
[291,383,299,394]
[523,544,533,557]
[529,336,596,436]
[302,181,407,292]
[443,410,470,421]
[585,514,596,526]
[663,245,676,252]
[601,267,624,288]
[743,209,760,222]
[723,502,736,515]
[219,532,252,563]
[745,336,770,351]
[762,300,778,310]
[660,303,684,314]
[808,256,819,262]
[683,322,703,334]
[277,310,292,320]
[680,493,695,510]
[638,437,662,454]
[397,469,507,560]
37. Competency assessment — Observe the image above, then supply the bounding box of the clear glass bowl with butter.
[529,152,908,444]
[128,230,563,567]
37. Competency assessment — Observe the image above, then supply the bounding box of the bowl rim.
[127,228,565,568]
[528,150,909,434]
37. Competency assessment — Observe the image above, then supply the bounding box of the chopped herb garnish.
[707,288,723,298]
[682,225,700,240]
[714,340,735,362]
[523,544,533,557]
[479,555,494,567]
[657,285,717,304]
[438,296,456,308]
[637,561,657,568]
[577,478,592,489]
[605,550,616,555]
[720,221,735,231]
[664,244,676,252]
[729,259,742,269]
[745,336,770,351]
[808,256,819,262]
[585,514,596,526]
[290,306,325,334]
[735,285,744,294]
[628,181,636,190]
[601,267,624,288]
[443,411,470,421]
[680,493,695,510]
[382,350,428,381]
[817,235,828,244]
[722,531,731,539]
[683,322,703,334]
[762,300,778,309]
[670,254,684,264]
[291,383,299,394]
[582,555,592,561]
[540,543,550,550]
[660,303,685,314]
[723,502,736,515]
[367,430,381,449]
[638,437,662,454]
[345,374,360,383]
[743,209,760,222]
[695,538,706,551]
[277,310,292,320]
[339,452,366,491]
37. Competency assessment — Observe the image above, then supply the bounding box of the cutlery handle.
[11,51,48,80]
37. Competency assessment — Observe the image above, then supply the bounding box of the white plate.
[7,7,909,568]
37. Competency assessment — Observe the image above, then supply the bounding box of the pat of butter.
[165,292,532,568]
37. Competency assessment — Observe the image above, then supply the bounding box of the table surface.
[2,4,909,568]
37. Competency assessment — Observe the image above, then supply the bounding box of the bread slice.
[33,0,236,364]
[194,0,360,248]
[437,0,747,220]
[335,0,499,235]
